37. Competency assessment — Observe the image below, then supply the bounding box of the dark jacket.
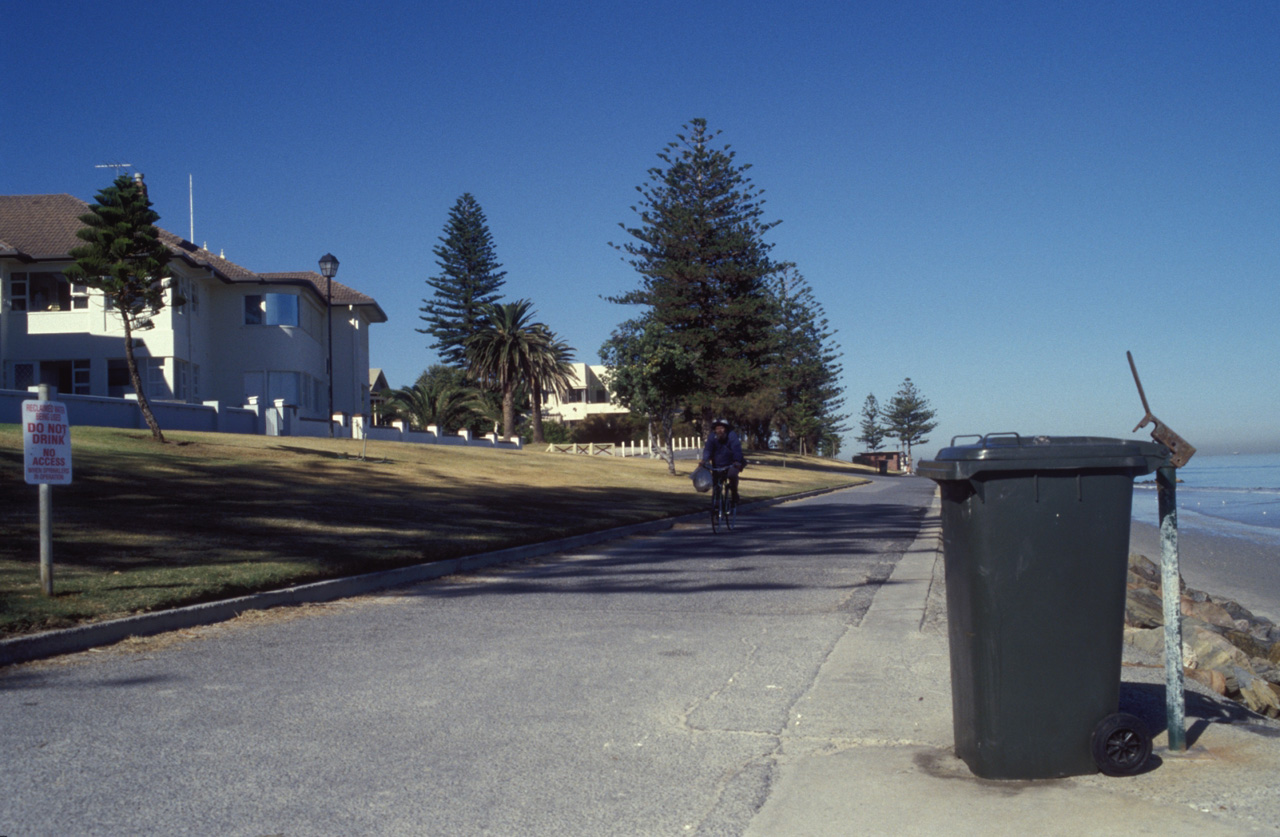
[702,431,745,470]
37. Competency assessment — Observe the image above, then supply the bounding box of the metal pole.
[1158,464,1186,752]
[37,383,53,596]
[40,483,52,595]
[327,274,334,438]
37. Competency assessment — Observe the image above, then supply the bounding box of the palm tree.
[465,299,549,439]
[527,331,576,444]
[383,365,480,434]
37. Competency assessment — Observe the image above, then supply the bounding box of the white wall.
[2,264,374,422]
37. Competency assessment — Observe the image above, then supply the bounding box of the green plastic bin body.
[917,435,1167,779]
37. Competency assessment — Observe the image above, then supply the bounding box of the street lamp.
[319,253,339,438]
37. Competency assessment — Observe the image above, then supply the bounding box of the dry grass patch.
[0,425,866,636]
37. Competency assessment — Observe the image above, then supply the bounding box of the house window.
[108,359,132,397]
[244,293,299,326]
[8,276,27,311]
[16,360,92,395]
[9,272,79,312]
[72,360,90,395]
[109,358,169,399]
[11,362,35,389]
[141,358,169,399]
[175,278,200,315]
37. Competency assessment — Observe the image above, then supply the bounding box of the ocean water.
[1131,452,1280,547]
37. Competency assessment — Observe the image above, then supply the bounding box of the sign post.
[23,384,72,596]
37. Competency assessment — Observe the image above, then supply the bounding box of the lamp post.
[319,253,339,438]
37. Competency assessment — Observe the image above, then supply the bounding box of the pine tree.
[419,194,506,366]
[609,119,780,431]
[770,266,846,454]
[65,174,179,443]
[858,394,886,452]
[883,378,938,473]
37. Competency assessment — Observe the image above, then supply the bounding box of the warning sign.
[22,399,72,485]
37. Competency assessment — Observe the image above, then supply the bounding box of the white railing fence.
[0,387,522,451]
[547,436,698,457]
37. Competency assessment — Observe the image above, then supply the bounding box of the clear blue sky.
[5,1,1278,456]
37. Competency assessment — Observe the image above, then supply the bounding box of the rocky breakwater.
[1125,553,1280,718]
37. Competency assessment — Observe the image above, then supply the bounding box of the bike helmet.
[712,418,731,429]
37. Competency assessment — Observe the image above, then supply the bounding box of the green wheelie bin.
[918,433,1169,779]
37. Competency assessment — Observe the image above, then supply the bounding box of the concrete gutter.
[0,481,863,667]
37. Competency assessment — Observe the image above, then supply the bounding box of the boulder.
[1183,624,1252,692]
[1185,667,1228,695]
[1225,628,1274,662]
[1125,585,1164,628]
[1213,596,1267,626]
[1124,626,1164,657]
[1181,597,1238,630]
[1120,553,1280,717]
[1128,553,1161,586]
[1235,669,1280,718]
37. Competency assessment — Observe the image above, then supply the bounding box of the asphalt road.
[0,474,936,837]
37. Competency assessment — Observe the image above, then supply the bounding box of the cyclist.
[700,418,745,506]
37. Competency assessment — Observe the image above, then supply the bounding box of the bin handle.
[949,434,984,446]
[981,432,1023,446]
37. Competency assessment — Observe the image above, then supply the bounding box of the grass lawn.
[0,425,871,637]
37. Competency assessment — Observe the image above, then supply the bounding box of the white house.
[540,363,631,428]
[0,191,386,420]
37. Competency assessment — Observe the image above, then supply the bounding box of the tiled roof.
[0,193,383,317]
[257,272,378,307]
[0,194,92,259]
[162,232,259,282]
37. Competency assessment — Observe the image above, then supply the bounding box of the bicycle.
[707,466,736,533]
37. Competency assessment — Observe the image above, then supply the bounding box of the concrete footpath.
[746,498,1280,836]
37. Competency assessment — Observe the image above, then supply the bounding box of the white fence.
[351,417,522,450]
[0,387,259,435]
[547,436,698,457]
[0,387,522,450]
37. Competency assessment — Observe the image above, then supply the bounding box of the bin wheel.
[1091,713,1152,776]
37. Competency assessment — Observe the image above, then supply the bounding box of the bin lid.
[917,433,1169,481]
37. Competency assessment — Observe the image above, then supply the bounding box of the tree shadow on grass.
[0,442,934,632]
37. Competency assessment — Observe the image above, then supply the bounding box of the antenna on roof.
[189,174,195,243]
[94,162,133,177]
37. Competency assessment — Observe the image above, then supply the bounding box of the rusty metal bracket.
[1127,351,1196,468]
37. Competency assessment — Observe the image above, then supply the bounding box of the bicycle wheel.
[726,492,735,531]
[711,482,721,533]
